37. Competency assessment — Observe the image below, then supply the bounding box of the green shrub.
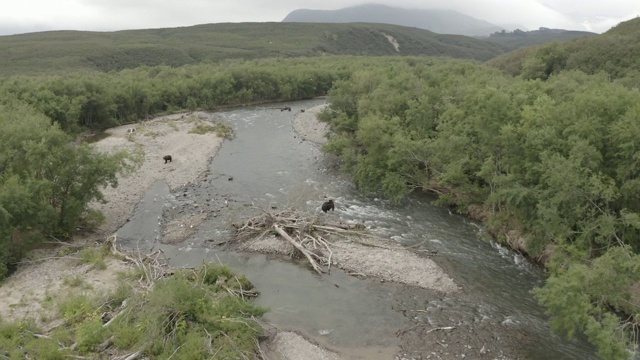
[22,338,68,360]
[78,246,108,270]
[79,209,106,232]
[57,294,97,324]
[113,263,266,357]
[212,122,235,139]
[188,123,217,135]
[0,319,68,359]
[111,320,143,349]
[1,262,265,359]
[62,274,85,288]
[76,317,108,354]
[188,121,234,139]
[109,283,133,305]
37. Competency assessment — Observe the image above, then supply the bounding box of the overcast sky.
[1,0,639,36]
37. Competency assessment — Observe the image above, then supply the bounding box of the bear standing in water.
[163,155,172,164]
[321,199,335,213]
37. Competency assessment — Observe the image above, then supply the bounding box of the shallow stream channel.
[116,98,596,359]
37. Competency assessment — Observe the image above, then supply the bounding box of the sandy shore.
[264,331,344,360]
[90,112,224,235]
[292,103,329,145]
[241,234,458,293]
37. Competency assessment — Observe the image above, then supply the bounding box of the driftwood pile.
[106,234,171,289]
[32,235,173,359]
[232,208,366,275]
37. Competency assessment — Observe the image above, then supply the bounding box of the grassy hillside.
[487,17,640,80]
[0,22,507,76]
[562,18,640,78]
[483,28,595,51]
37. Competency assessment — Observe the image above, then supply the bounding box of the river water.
[117,98,597,359]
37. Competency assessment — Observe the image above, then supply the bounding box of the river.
[117,98,597,359]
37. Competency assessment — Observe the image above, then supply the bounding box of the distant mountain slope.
[487,17,640,79]
[484,27,596,51]
[282,3,504,37]
[0,22,507,76]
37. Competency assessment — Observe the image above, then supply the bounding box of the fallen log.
[273,225,324,275]
[230,206,371,276]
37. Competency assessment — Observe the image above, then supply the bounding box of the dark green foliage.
[0,56,450,134]
[533,247,640,360]
[0,22,508,76]
[110,263,266,359]
[0,262,265,359]
[521,41,568,80]
[319,57,640,357]
[0,95,139,279]
[488,17,640,81]
[484,28,596,52]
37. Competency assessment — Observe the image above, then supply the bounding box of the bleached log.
[273,225,324,275]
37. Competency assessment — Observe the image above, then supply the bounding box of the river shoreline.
[0,103,533,359]
[90,111,224,236]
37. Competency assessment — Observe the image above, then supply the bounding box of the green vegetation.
[320,57,640,358]
[78,246,109,270]
[0,97,141,279]
[2,17,640,358]
[189,121,235,139]
[488,17,640,83]
[188,123,216,135]
[0,56,357,133]
[62,274,87,288]
[0,22,507,76]
[211,122,235,140]
[484,27,596,52]
[0,262,266,359]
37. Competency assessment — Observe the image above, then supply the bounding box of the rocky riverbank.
[0,104,525,360]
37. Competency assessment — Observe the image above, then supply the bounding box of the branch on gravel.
[274,225,324,275]
[396,324,455,336]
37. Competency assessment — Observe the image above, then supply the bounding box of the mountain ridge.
[282,3,504,37]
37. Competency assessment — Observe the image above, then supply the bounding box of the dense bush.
[0,57,361,133]
[320,59,640,358]
[0,97,139,278]
[488,17,640,82]
[0,262,266,359]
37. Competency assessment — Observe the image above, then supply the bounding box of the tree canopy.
[319,58,640,358]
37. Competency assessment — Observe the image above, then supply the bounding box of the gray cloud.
[1,0,638,36]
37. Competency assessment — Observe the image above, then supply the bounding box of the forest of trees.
[319,58,640,359]
[1,30,640,357]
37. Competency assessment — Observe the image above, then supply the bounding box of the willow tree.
[0,97,140,279]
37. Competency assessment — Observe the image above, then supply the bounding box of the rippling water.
[117,99,597,359]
